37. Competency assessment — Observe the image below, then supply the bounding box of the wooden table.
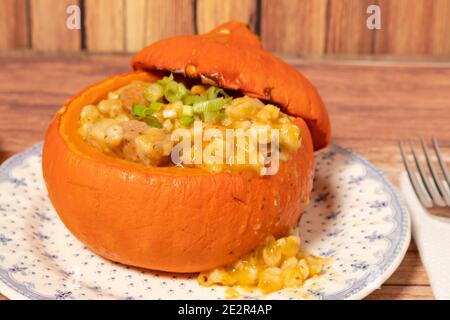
[1,53,449,300]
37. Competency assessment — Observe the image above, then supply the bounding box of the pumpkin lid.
[131,21,330,150]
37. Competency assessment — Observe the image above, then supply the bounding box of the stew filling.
[198,232,324,296]
[78,74,302,174]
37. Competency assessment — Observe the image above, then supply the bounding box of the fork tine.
[432,137,450,186]
[409,140,446,207]
[399,141,433,208]
[420,137,450,206]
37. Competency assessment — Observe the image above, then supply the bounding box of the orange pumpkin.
[42,21,330,273]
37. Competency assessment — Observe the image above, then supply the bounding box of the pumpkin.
[132,21,330,150]
[42,21,330,273]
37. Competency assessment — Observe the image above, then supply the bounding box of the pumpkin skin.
[42,21,329,273]
[132,21,331,151]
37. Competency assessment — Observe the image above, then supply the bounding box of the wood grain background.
[1,0,450,58]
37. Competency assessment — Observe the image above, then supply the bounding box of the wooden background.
[1,0,450,58]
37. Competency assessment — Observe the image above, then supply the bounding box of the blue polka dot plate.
[0,142,410,300]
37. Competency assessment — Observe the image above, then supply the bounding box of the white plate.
[0,142,410,300]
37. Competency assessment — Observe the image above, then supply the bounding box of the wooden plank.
[30,0,81,51]
[429,0,450,55]
[124,0,147,52]
[0,0,29,49]
[196,0,258,34]
[261,0,327,56]
[375,0,450,56]
[143,0,195,44]
[385,251,430,286]
[124,0,195,52]
[326,0,375,54]
[287,61,450,145]
[366,285,434,300]
[85,0,125,52]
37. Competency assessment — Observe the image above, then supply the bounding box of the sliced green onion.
[183,94,206,105]
[179,115,194,126]
[149,101,163,112]
[164,82,188,102]
[144,83,164,102]
[192,97,230,114]
[131,104,149,119]
[206,86,229,100]
[203,111,225,123]
[145,116,162,128]
[157,73,174,86]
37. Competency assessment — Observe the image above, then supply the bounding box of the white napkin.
[400,171,450,300]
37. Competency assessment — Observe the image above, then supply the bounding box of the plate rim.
[0,142,411,300]
[321,144,411,300]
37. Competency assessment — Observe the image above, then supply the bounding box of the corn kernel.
[281,257,299,269]
[280,124,301,151]
[135,134,153,156]
[186,64,198,78]
[209,268,233,285]
[87,119,117,147]
[221,117,233,127]
[256,109,272,123]
[264,105,280,120]
[233,261,258,286]
[162,119,173,132]
[279,235,300,257]
[306,256,323,276]
[190,85,206,95]
[226,99,261,120]
[78,122,91,139]
[80,105,100,123]
[281,266,304,288]
[225,287,240,299]
[98,99,123,118]
[234,120,252,129]
[262,243,282,267]
[108,91,119,100]
[162,109,177,119]
[298,259,310,279]
[198,272,214,286]
[115,114,130,122]
[258,268,283,293]
[167,101,183,117]
[105,124,123,148]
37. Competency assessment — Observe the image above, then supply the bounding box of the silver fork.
[400,137,450,211]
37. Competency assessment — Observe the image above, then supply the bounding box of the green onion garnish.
[164,82,188,103]
[143,83,164,102]
[157,73,174,86]
[192,97,230,114]
[131,104,150,119]
[206,86,229,100]
[149,101,163,111]
[179,115,194,126]
[145,116,162,128]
